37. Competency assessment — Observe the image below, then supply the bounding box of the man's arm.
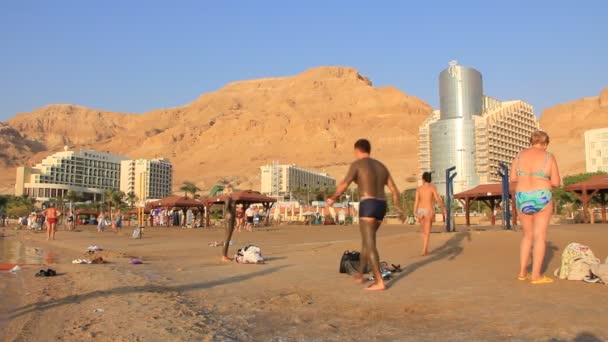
[327,164,357,206]
[327,182,350,206]
[387,175,402,211]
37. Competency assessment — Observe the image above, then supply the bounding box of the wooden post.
[205,204,211,227]
[601,192,607,224]
[490,198,496,226]
[582,187,589,224]
[465,197,471,226]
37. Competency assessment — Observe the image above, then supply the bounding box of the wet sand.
[2,223,608,341]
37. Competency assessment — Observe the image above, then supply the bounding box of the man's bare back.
[342,158,390,199]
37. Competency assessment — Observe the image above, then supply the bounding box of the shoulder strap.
[540,152,551,171]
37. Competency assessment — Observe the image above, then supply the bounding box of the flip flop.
[530,276,553,284]
[517,274,530,281]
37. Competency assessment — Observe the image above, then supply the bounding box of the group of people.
[96,210,123,233]
[321,132,560,291]
[235,205,261,232]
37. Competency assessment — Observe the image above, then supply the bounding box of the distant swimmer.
[43,202,62,241]
[414,172,446,256]
[327,139,403,291]
[511,131,560,284]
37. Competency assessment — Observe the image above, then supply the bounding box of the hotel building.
[15,147,127,201]
[120,158,173,200]
[418,62,539,195]
[260,162,336,198]
[584,128,608,172]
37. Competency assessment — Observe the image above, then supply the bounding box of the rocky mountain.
[539,87,608,175]
[0,67,432,194]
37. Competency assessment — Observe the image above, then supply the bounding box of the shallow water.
[0,235,45,340]
[0,235,45,265]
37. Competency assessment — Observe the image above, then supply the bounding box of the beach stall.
[564,174,608,224]
[149,196,206,227]
[454,183,516,227]
[204,190,277,227]
[74,209,98,225]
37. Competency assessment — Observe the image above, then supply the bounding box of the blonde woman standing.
[510,131,561,284]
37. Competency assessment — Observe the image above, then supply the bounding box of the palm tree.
[111,191,125,211]
[65,191,81,204]
[103,189,114,215]
[179,181,200,198]
[126,192,138,208]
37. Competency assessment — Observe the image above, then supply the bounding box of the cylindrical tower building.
[439,61,483,120]
[431,61,483,195]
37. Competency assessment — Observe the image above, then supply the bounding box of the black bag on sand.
[339,250,370,274]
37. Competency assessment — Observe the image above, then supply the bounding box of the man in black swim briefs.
[327,139,403,291]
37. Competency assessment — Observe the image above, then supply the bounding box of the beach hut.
[454,183,516,227]
[204,190,277,227]
[74,209,98,225]
[149,196,206,227]
[564,174,608,223]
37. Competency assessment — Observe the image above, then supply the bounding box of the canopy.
[75,209,98,216]
[564,174,608,223]
[454,183,517,226]
[204,190,277,226]
[206,190,277,205]
[149,196,206,209]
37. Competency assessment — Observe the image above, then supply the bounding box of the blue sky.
[1,0,606,120]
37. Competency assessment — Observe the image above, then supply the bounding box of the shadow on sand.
[9,265,291,319]
[389,231,471,287]
[548,331,605,342]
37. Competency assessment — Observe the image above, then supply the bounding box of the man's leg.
[46,222,51,240]
[360,217,385,291]
[222,212,236,262]
[355,220,370,284]
[51,223,56,240]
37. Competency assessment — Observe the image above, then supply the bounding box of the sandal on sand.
[517,274,530,281]
[531,276,553,284]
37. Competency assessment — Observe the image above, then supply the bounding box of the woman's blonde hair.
[530,131,550,146]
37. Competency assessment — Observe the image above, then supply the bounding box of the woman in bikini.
[510,131,561,284]
[414,172,446,256]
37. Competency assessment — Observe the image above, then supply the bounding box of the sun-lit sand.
[2,222,608,341]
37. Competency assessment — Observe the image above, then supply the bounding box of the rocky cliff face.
[0,66,432,194]
[539,87,608,175]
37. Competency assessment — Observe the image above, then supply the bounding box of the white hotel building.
[584,127,608,172]
[120,158,173,200]
[15,148,127,201]
[260,162,336,198]
[15,147,173,201]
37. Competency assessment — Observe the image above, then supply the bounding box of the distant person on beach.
[66,210,74,231]
[327,139,403,291]
[42,203,62,241]
[221,197,238,262]
[414,172,447,256]
[510,131,561,284]
[245,206,255,232]
[236,206,245,232]
[97,211,106,233]
[113,209,123,234]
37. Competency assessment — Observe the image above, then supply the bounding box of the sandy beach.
[1,222,608,341]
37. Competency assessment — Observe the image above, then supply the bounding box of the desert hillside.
[540,87,608,175]
[0,67,432,194]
